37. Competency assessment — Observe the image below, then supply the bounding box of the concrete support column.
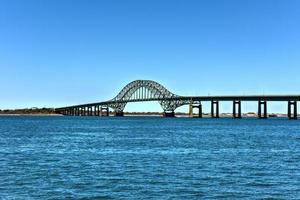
[288,101,297,120]
[198,104,203,118]
[97,106,100,116]
[258,100,267,119]
[211,100,219,118]
[115,111,124,116]
[189,103,202,118]
[100,106,109,116]
[233,100,242,118]
[163,111,175,117]
[106,107,109,116]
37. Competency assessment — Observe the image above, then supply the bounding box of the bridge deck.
[56,95,300,110]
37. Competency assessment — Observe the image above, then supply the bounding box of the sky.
[0,0,299,113]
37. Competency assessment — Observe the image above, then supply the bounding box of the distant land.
[0,108,289,118]
[0,108,57,115]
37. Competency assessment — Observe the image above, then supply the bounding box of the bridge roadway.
[55,80,299,119]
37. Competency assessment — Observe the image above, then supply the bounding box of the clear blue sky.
[0,0,299,112]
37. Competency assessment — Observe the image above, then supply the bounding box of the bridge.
[55,80,299,119]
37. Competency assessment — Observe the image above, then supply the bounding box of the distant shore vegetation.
[0,108,56,115]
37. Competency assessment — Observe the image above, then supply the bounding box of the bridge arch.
[107,80,189,112]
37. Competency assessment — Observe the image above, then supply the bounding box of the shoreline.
[0,113,289,118]
[0,114,62,116]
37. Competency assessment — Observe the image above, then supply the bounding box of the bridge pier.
[258,100,267,119]
[233,100,242,118]
[211,100,219,118]
[100,106,109,116]
[288,101,297,120]
[93,106,96,116]
[90,106,93,116]
[115,111,124,116]
[189,103,202,118]
[97,106,100,116]
[81,107,85,116]
[163,111,175,117]
[86,107,88,116]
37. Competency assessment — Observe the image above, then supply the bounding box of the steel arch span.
[107,80,189,112]
[55,79,300,119]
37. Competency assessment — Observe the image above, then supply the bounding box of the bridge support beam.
[288,101,297,120]
[211,100,219,118]
[97,106,100,116]
[233,100,242,118]
[100,106,109,116]
[258,100,267,119]
[87,107,90,116]
[90,107,93,116]
[81,107,85,116]
[115,111,124,117]
[163,111,175,117]
[93,106,96,116]
[189,103,202,118]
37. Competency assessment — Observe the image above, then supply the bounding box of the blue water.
[1,116,300,199]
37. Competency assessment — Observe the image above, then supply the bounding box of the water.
[0,116,300,199]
